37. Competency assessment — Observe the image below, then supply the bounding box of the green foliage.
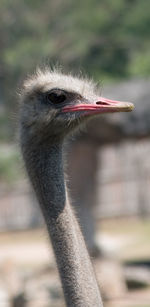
[129,48,150,76]
[1,0,150,80]
[0,112,13,141]
[0,149,21,184]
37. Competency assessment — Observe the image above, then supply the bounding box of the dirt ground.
[0,218,150,307]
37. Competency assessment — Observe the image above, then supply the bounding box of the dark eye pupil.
[47,92,66,104]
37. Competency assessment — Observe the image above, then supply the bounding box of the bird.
[19,68,133,307]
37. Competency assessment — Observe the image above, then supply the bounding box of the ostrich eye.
[46,91,66,104]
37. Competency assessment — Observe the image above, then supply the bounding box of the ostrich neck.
[22,139,102,307]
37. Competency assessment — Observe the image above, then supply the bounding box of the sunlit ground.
[100,218,150,261]
[100,218,150,307]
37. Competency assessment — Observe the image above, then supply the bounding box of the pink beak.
[62,96,134,115]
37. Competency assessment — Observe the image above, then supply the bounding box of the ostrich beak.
[62,96,134,115]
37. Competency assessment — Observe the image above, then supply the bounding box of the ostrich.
[19,69,133,307]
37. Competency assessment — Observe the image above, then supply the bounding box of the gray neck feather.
[21,137,102,307]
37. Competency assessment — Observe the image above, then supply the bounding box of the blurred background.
[0,0,150,306]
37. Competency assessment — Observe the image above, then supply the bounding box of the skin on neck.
[21,138,103,307]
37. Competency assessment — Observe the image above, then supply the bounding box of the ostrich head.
[20,69,134,144]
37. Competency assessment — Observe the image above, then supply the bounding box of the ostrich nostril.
[96,101,109,106]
